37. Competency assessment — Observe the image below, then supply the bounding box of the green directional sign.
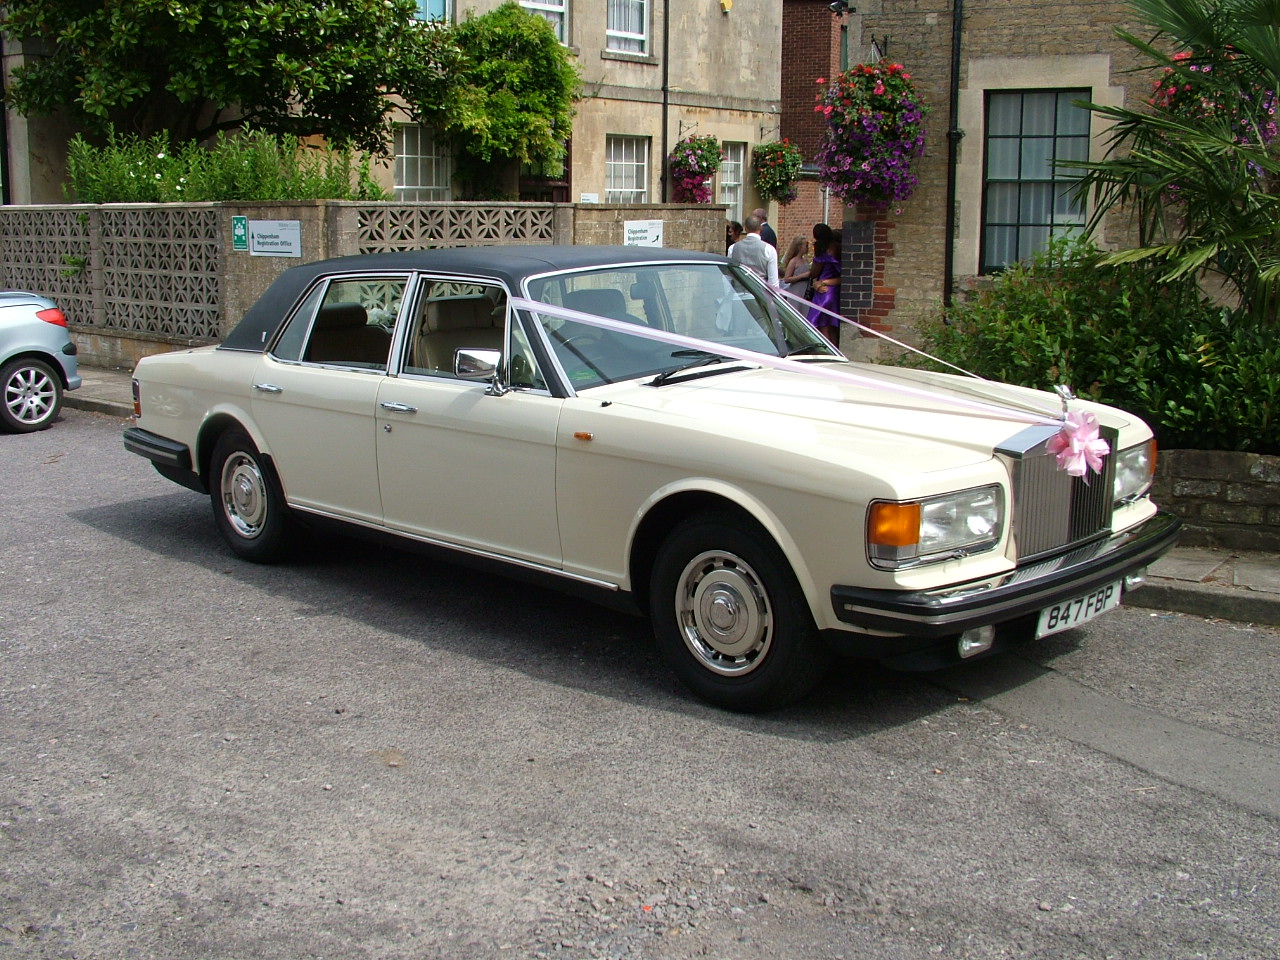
[231,216,248,252]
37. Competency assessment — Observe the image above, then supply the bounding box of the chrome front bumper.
[830,510,1182,640]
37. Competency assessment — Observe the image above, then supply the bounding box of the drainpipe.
[942,0,965,306]
[0,40,11,205]
[661,0,671,201]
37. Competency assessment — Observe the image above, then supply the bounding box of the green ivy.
[438,2,579,198]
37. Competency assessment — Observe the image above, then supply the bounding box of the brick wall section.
[1152,450,1280,552]
[776,2,844,264]
[780,1,844,161]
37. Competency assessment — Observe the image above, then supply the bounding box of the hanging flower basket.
[1149,50,1278,145]
[668,135,723,203]
[751,139,804,205]
[815,62,928,207]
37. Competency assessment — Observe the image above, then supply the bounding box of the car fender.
[627,475,825,619]
[193,402,274,481]
[2,347,67,382]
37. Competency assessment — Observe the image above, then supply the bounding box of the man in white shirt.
[728,214,779,286]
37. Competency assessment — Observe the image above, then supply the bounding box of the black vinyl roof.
[221,245,729,352]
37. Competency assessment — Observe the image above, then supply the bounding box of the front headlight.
[1113,439,1156,504]
[867,485,1005,569]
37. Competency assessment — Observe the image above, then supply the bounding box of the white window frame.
[521,0,568,43]
[606,0,648,55]
[394,124,452,202]
[605,135,649,203]
[718,142,746,224]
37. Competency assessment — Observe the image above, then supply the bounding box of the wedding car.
[123,246,1179,710]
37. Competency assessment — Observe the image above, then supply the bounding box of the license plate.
[1036,581,1122,638]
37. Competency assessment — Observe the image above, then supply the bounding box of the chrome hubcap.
[5,367,55,424]
[221,453,267,538]
[676,550,772,676]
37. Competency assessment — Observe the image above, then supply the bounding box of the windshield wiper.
[648,349,731,386]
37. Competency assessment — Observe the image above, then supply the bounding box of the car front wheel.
[1,358,62,433]
[650,512,830,711]
[210,429,293,562]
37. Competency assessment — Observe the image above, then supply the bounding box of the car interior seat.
[305,302,390,368]
[413,296,505,374]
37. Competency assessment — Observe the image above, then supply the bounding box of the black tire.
[209,429,294,562]
[649,511,831,711]
[0,357,62,433]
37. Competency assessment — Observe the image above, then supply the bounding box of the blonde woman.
[779,235,811,298]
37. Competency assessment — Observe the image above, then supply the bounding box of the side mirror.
[455,347,500,380]
[455,348,507,396]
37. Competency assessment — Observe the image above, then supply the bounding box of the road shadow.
[70,491,1056,743]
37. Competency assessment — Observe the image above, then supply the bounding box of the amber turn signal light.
[867,501,921,547]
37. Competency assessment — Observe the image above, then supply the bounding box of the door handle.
[379,401,419,413]
[253,383,283,394]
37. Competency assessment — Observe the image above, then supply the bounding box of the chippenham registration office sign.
[231,216,302,258]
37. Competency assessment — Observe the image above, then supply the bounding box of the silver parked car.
[0,291,81,432]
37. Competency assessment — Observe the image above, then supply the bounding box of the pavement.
[65,364,1280,629]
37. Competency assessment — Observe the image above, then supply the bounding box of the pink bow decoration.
[1048,410,1110,478]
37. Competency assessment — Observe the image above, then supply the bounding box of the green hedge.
[65,128,389,203]
[912,240,1279,454]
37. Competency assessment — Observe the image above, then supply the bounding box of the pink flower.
[1047,411,1110,478]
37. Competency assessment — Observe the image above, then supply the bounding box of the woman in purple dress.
[805,223,841,346]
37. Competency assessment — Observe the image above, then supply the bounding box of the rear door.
[250,274,411,524]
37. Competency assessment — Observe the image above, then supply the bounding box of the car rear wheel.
[1,358,62,433]
[210,429,293,562]
[650,512,830,711]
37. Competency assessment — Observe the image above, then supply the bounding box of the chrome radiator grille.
[996,424,1118,562]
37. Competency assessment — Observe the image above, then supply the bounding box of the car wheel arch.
[3,350,69,388]
[628,488,820,618]
[196,415,275,488]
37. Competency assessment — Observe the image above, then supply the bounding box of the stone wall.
[1152,450,1280,552]
[0,201,726,368]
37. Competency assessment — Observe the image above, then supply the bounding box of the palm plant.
[1076,0,1280,322]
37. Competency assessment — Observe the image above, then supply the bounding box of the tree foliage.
[436,3,579,196]
[1076,0,1280,321]
[0,0,459,152]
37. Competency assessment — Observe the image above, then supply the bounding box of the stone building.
[778,0,1156,356]
[1,1,783,227]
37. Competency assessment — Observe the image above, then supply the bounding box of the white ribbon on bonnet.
[508,291,1109,475]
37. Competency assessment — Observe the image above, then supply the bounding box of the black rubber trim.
[123,426,206,493]
[830,510,1182,639]
[123,426,191,469]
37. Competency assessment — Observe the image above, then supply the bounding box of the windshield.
[524,262,841,390]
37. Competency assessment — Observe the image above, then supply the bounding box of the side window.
[404,281,508,379]
[509,318,548,392]
[272,285,325,362]
[282,277,406,370]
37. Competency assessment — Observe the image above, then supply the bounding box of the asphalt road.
[3,409,1278,960]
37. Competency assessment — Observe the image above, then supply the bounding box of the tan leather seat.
[305,303,390,367]
[563,288,646,326]
[414,296,504,373]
